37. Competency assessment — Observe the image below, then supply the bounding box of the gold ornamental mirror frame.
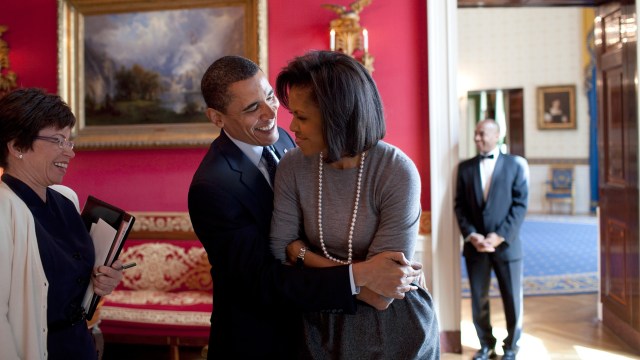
[58,0,268,149]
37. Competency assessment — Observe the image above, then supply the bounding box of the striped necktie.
[262,146,278,185]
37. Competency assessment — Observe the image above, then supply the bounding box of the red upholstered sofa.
[97,212,212,360]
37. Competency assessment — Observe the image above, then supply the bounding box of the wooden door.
[507,89,525,157]
[595,2,640,350]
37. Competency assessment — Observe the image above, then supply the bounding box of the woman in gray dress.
[270,50,440,359]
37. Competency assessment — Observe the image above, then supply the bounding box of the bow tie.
[480,153,494,159]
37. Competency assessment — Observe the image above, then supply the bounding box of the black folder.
[80,195,135,320]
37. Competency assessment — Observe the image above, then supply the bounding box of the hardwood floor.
[101,293,640,359]
[444,293,640,360]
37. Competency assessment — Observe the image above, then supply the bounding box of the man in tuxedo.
[454,119,529,360]
[188,55,422,359]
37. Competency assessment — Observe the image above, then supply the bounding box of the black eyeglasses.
[34,135,75,150]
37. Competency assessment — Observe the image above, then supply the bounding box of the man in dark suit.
[454,119,529,360]
[188,55,422,359]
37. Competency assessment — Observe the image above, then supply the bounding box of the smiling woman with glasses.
[0,87,124,360]
[33,135,75,150]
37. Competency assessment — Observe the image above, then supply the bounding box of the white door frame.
[426,0,462,339]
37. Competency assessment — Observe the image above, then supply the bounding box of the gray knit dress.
[270,141,440,360]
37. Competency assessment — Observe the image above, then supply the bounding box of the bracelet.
[296,247,307,268]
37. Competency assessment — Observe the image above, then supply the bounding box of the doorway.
[463,88,525,159]
[424,1,628,355]
[433,0,640,354]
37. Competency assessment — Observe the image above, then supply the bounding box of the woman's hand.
[286,240,306,264]
[91,259,125,296]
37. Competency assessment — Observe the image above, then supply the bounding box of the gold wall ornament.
[323,0,375,73]
[0,25,17,97]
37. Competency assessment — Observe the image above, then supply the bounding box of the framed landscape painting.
[58,0,267,149]
[537,85,576,130]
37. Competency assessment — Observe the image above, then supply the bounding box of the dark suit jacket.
[188,128,356,358]
[454,153,529,261]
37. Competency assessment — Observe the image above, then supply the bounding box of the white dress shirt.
[226,133,278,187]
[480,147,500,201]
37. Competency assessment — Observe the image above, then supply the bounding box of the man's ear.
[206,108,224,128]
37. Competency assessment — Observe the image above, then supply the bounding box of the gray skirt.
[299,286,440,360]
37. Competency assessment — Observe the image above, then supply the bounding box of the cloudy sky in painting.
[84,6,245,78]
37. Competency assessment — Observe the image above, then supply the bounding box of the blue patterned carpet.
[461,215,599,297]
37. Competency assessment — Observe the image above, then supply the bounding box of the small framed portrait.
[537,85,576,130]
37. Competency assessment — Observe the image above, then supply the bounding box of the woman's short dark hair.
[0,88,76,168]
[201,55,261,113]
[275,50,385,163]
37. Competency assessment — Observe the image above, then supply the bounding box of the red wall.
[0,0,58,92]
[0,0,430,211]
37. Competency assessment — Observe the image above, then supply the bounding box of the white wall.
[458,7,592,214]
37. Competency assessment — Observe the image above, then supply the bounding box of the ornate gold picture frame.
[58,0,268,149]
[537,85,576,130]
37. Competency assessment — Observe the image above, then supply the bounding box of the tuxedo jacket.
[188,128,356,358]
[454,153,529,261]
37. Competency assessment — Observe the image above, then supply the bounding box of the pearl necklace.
[317,151,366,265]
